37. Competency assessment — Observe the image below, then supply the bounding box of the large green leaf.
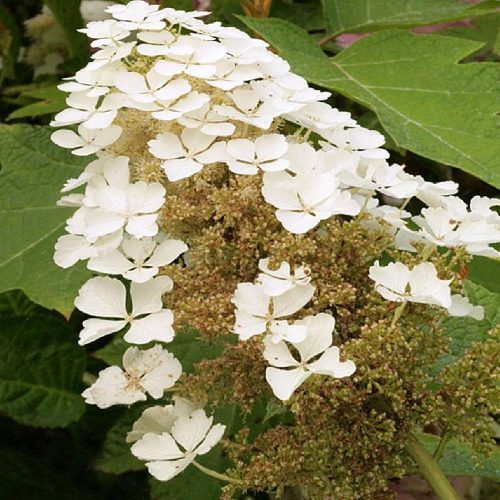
[321,0,500,36]
[0,124,91,314]
[0,313,86,427]
[443,12,500,58]
[417,433,500,481]
[433,281,500,373]
[468,256,500,293]
[238,17,500,188]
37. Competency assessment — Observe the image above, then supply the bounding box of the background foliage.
[0,0,498,498]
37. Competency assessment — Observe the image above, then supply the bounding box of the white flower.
[262,171,360,234]
[51,124,122,156]
[82,345,182,409]
[61,156,129,193]
[412,205,500,257]
[51,92,126,129]
[153,37,227,78]
[79,19,130,47]
[106,0,166,31]
[88,234,187,282]
[321,126,389,159]
[215,87,277,129]
[257,258,311,296]
[224,134,289,175]
[231,282,315,340]
[177,103,235,137]
[114,69,190,104]
[447,294,484,320]
[75,276,175,345]
[150,90,210,121]
[268,320,308,344]
[131,407,226,482]
[127,398,200,443]
[66,164,166,239]
[137,30,178,56]
[148,129,224,181]
[58,65,118,97]
[264,313,356,401]
[54,230,122,268]
[286,102,354,131]
[369,261,452,308]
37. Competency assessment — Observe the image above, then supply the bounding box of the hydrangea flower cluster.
[50,1,498,488]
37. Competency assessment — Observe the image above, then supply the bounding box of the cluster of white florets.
[51,1,499,484]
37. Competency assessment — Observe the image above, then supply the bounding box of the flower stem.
[192,460,243,485]
[406,434,459,500]
[391,302,407,328]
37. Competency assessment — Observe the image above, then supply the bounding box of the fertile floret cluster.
[50,2,499,495]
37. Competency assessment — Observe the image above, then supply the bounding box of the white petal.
[125,310,175,344]
[266,367,309,401]
[294,313,335,362]
[146,457,193,482]
[272,284,315,318]
[75,276,127,318]
[78,318,127,345]
[171,409,212,452]
[132,432,184,461]
[263,335,300,367]
[308,347,356,378]
[131,276,174,316]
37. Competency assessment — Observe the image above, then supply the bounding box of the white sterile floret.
[153,37,227,78]
[262,170,360,234]
[286,102,355,131]
[88,234,187,282]
[79,19,130,47]
[412,204,500,257]
[215,87,277,129]
[51,92,126,129]
[447,294,485,320]
[82,344,182,409]
[66,161,166,239]
[114,68,190,104]
[258,258,311,296]
[231,282,315,340]
[51,124,122,156]
[106,0,167,31]
[131,406,226,482]
[61,156,129,192]
[54,230,122,268]
[369,261,452,308]
[224,134,289,175]
[75,276,175,345]
[148,128,224,181]
[177,103,235,137]
[127,397,200,443]
[58,65,119,97]
[264,313,356,401]
[321,126,389,159]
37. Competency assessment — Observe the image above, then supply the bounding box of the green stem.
[406,434,459,500]
[391,302,407,328]
[433,432,450,462]
[192,460,242,485]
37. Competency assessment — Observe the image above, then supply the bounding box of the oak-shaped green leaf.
[321,0,500,36]
[0,312,86,427]
[417,432,500,481]
[239,17,500,187]
[0,124,90,314]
